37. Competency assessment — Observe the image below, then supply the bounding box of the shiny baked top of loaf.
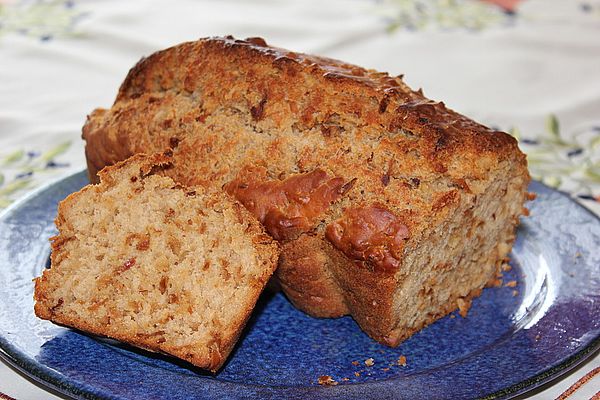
[84,36,529,273]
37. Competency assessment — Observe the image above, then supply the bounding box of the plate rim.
[0,169,599,400]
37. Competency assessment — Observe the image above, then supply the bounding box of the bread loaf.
[82,36,530,346]
[34,152,278,371]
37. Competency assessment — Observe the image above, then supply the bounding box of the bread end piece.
[34,152,279,372]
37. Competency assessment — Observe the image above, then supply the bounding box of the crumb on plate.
[457,298,471,318]
[318,375,338,386]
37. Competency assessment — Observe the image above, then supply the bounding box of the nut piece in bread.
[33,152,279,372]
[82,36,530,346]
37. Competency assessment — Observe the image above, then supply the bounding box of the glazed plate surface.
[0,171,598,399]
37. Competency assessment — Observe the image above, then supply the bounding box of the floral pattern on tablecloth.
[0,142,71,208]
[579,1,600,15]
[374,0,524,32]
[509,115,600,202]
[0,0,87,41]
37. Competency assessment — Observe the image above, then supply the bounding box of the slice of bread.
[34,152,278,372]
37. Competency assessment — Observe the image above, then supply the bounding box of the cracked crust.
[82,36,530,346]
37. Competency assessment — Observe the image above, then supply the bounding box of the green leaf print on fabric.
[374,0,519,32]
[0,0,87,41]
[510,115,600,202]
[0,141,72,209]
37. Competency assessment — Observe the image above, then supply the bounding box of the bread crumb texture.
[397,355,407,366]
[317,375,339,386]
[33,153,278,372]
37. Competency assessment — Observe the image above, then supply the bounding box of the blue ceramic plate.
[0,171,599,400]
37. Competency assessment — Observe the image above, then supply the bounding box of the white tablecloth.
[1,0,599,398]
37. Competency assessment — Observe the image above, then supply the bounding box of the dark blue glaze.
[0,171,598,399]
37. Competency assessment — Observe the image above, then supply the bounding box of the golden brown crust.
[82,36,530,346]
[325,204,410,273]
[85,36,522,183]
[224,167,348,241]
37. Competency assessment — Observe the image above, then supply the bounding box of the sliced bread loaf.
[82,36,530,347]
[34,152,278,372]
